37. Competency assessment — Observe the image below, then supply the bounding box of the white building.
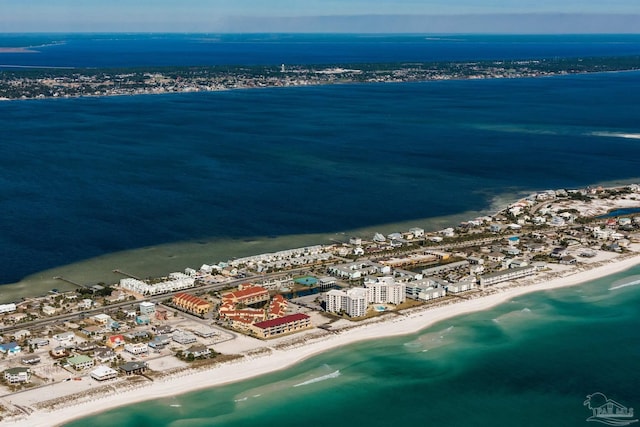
[139,301,156,316]
[42,305,57,316]
[119,274,195,296]
[479,266,537,287]
[409,227,425,238]
[405,278,447,301]
[90,365,118,381]
[124,343,149,355]
[53,332,76,343]
[326,288,368,317]
[364,277,406,305]
[0,303,17,314]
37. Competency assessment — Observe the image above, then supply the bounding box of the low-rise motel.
[250,313,312,339]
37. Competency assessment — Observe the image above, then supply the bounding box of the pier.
[52,276,87,289]
[112,269,143,281]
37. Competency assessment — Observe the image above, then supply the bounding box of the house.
[135,315,150,325]
[94,348,117,364]
[551,247,569,258]
[76,341,97,353]
[28,338,49,348]
[78,299,94,310]
[42,305,57,316]
[124,331,150,341]
[487,252,506,262]
[139,301,156,316]
[49,346,69,359]
[172,330,197,345]
[54,332,76,344]
[124,343,148,355]
[4,367,31,384]
[105,334,126,351]
[409,227,425,238]
[21,355,41,365]
[81,325,103,337]
[92,313,112,325]
[90,365,118,381]
[560,255,577,265]
[192,327,218,338]
[4,312,28,323]
[12,330,30,341]
[148,335,170,350]
[120,361,148,376]
[155,308,168,321]
[183,344,211,359]
[0,342,21,355]
[153,325,173,335]
[67,355,94,370]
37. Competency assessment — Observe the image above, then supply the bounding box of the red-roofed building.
[105,334,126,351]
[222,285,269,306]
[267,294,288,319]
[173,293,212,316]
[251,313,311,339]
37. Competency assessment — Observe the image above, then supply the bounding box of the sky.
[0,0,639,33]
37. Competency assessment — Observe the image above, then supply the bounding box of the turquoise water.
[66,265,640,427]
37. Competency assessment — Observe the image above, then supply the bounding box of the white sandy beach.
[5,251,640,427]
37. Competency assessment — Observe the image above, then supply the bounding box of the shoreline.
[7,251,640,427]
[2,65,640,103]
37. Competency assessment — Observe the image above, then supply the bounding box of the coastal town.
[0,183,640,424]
[1,55,639,100]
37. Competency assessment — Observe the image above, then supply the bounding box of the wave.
[293,370,341,387]
[609,278,640,291]
[590,131,640,140]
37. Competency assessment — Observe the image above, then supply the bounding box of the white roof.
[91,365,117,377]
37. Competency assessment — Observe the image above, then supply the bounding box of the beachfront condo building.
[326,288,368,317]
[364,277,406,305]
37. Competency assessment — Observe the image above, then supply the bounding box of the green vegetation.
[2,55,639,100]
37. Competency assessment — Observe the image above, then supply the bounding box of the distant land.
[1,55,639,100]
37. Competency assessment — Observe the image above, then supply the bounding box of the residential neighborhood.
[0,183,639,421]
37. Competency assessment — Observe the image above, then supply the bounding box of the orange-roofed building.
[106,334,126,351]
[267,294,288,319]
[222,285,269,306]
[173,293,212,316]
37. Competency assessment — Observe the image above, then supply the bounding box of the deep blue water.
[1,35,640,285]
[1,70,640,284]
[2,34,640,68]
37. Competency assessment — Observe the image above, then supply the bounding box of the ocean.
[65,265,640,427]
[1,34,639,425]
